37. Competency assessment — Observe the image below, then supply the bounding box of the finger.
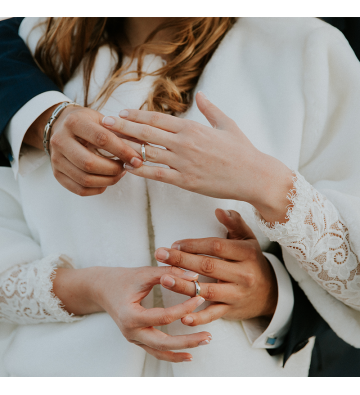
[137,344,193,363]
[118,109,185,133]
[120,139,175,167]
[53,154,125,188]
[124,163,182,186]
[138,265,199,288]
[136,326,211,351]
[181,304,230,326]
[135,296,205,327]
[161,275,239,303]
[54,170,107,196]
[168,237,256,262]
[60,115,143,165]
[155,246,251,281]
[195,91,235,130]
[215,208,256,240]
[52,138,126,176]
[102,115,176,149]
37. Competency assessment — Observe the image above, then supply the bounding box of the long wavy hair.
[34,17,236,115]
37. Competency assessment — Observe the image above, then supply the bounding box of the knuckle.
[140,125,153,141]
[247,245,258,261]
[149,112,161,125]
[82,158,95,173]
[200,257,215,274]
[208,310,216,323]
[173,251,183,267]
[80,175,93,188]
[64,112,79,130]
[158,313,173,326]
[204,285,216,301]
[182,137,196,150]
[244,272,256,288]
[156,342,168,352]
[211,239,223,255]
[147,146,157,160]
[154,168,164,181]
[77,186,89,197]
[95,131,109,147]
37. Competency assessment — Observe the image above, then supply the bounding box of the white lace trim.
[0,255,82,324]
[255,171,360,311]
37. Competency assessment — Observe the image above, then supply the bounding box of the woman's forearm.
[52,267,105,316]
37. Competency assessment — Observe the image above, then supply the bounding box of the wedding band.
[194,281,201,297]
[141,144,146,162]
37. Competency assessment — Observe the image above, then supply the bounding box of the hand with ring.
[154,208,278,326]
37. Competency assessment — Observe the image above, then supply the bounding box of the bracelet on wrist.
[43,101,80,156]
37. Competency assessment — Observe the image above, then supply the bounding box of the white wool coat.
[0,17,360,376]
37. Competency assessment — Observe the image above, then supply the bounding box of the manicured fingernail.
[198,340,210,346]
[123,164,134,170]
[156,248,169,261]
[119,110,129,118]
[184,358,193,362]
[208,335,212,340]
[102,116,115,126]
[162,275,175,288]
[183,271,198,279]
[130,157,143,167]
[195,297,205,307]
[171,242,181,250]
[183,316,194,325]
[197,91,207,99]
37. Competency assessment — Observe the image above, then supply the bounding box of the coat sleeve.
[256,24,360,347]
[0,18,61,136]
[0,168,81,324]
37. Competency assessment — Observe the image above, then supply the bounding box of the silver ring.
[194,281,201,297]
[141,144,146,162]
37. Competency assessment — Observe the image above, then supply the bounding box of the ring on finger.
[194,281,201,297]
[141,144,147,162]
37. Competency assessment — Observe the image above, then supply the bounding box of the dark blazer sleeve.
[265,242,330,365]
[0,17,62,137]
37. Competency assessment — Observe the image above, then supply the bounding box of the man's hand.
[154,209,278,326]
[24,103,143,196]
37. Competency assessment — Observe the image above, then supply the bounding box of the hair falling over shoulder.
[34,17,236,115]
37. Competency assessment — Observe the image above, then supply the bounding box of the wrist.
[23,102,65,150]
[52,266,105,316]
[249,154,294,224]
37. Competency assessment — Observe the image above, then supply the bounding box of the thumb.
[196,91,234,130]
[215,208,256,240]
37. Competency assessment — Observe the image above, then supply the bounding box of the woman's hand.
[154,209,278,326]
[24,104,143,196]
[101,92,294,223]
[53,265,211,362]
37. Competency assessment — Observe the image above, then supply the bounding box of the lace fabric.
[0,255,82,324]
[255,172,360,311]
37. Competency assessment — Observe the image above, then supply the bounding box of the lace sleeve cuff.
[0,254,83,324]
[254,171,360,311]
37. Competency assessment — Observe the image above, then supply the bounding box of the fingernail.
[130,157,143,167]
[123,164,134,170]
[119,110,129,118]
[183,271,198,279]
[197,91,207,99]
[156,248,169,261]
[195,297,205,307]
[162,275,175,288]
[208,335,212,340]
[183,316,194,325]
[171,242,181,250]
[198,340,210,346]
[184,358,193,362]
[102,116,115,126]
[225,210,231,217]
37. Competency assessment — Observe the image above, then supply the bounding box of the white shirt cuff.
[4,91,70,178]
[242,252,294,349]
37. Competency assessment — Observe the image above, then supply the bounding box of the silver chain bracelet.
[43,101,81,156]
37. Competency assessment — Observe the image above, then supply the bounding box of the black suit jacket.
[0,17,358,375]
